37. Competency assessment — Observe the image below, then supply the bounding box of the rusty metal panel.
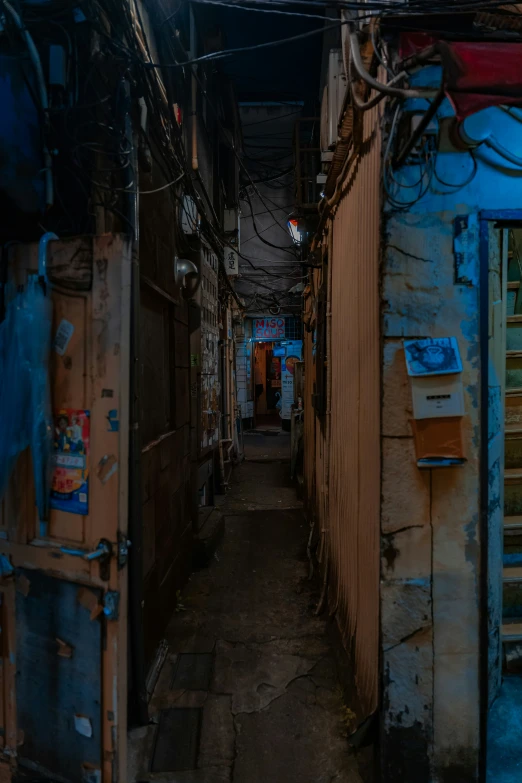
[303,327,316,509]
[16,570,103,781]
[328,102,382,719]
[1,235,131,782]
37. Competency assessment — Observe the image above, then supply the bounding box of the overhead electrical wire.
[4,0,303,307]
[179,0,522,20]
[185,63,302,260]
[144,21,348,69]
[241,109,304,128]
[241,188,299,256]
[27,0,510,300]
[145,9,300,272]
[101,0,239,282]
[432,146,478,189]
[127,0,243,273]
[189,0,335,21]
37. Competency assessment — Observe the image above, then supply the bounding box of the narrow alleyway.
[129,432,364,783]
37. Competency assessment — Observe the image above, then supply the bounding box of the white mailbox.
[404,337,464,419]
[410,374,465,419]
[404,337,466,467]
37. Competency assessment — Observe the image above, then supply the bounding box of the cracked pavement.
[129,436,364,783]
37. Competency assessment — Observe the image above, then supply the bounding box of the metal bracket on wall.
[59,538,113,580]
[103,591,120,621]
[117,532,131,570]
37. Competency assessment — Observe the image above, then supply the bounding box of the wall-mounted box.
[404,337,466,468]
[411,417,465,467]
[411,374,465,419]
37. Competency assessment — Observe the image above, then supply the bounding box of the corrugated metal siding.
[315,412,327,561]
[328,102,381,718]
[303,270,320,516]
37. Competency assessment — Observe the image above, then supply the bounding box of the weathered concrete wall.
[380,74,522,780]
[381,214,480,782]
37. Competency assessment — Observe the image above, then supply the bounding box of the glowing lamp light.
[287,218,302,245]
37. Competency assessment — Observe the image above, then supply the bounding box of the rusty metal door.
[0,235,130,783]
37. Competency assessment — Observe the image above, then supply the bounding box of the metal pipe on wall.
[190,6,199,171]
[315,232,333,615]
[325,228,333,539]
[127,99,148,724]
[349,29,438,101]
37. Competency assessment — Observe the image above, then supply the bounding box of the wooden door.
[0,235,131,782]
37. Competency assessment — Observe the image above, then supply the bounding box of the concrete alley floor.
[129,431,364,783]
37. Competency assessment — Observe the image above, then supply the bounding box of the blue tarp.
[0,277,53,527]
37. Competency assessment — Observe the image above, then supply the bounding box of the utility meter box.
[404,338,466,467]
[410,374,465,419]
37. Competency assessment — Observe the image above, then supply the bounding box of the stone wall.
[380,213,481,781]
[378,60,522,779]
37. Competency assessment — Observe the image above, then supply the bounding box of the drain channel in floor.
[151,653,213,772]
[151,707,201,772]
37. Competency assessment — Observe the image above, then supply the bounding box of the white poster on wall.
[280,341,302,420]
[225,248,239,276]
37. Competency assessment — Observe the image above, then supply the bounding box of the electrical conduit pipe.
[349,29,439,102]
[458,107,522,167]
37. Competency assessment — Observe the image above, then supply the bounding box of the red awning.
[399,34,522,119]
[440,41,522,119]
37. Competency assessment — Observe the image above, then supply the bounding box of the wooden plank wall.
[139,176,192,665]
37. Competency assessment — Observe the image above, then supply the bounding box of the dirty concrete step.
[507,323,522,352]
[506,392,522,428]
[502,621,522,673]
[502,620,522,643]
[505,468,522,485]
[505,427,522,468]
[503,565,522,582]
[504,480,522,516]
[504,471,522,517]
[505,515,522,535]
[506,354,522,391]
[503,558,522,620]
[503,585,522,619]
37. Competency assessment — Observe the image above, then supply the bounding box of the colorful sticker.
[50,409,90,515]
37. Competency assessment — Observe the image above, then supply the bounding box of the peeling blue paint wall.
[380,64,522,782]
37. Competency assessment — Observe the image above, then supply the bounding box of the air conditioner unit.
[181,194,199,235]
[223,207,240,249]
[327,49,347,149]
[320,85,332,162]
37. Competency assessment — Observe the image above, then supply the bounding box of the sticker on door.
[50,409,90,515]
